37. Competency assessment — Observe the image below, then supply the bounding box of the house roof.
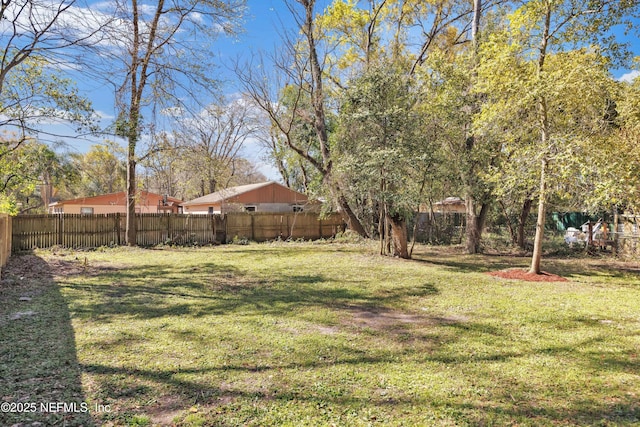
[182,181,302,206]
[434,197,464,206]
[49,191,183,207]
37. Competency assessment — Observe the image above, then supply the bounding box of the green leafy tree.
[319,0,500,254]
[68,141,127,197]
[317,0,473,79]
[336,64,437,258]
[475,0,634,273]
[0,0,99,214]
[586,75,640,213]
[265,83,326,194]
[0,138,75,214]
[0,57,94,214]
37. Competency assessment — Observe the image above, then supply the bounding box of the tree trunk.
[472,0,481,46]
[498,201,517,244]
[379,205,386,255]
[529,159,547,274]
[465,197,481,254]
[336,192,369,238]
[465,197,490,254]
[125,155,137,246]
[462,0,484,255]
[529,5,551,275]
[301,0,368,239]
[389,213,409,259]
[517,198,533,249]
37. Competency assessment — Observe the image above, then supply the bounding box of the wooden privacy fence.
[11,212,345,252]
[0,214,11,270]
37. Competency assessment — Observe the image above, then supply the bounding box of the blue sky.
[43,0,640,181]
[78,0,640,121]
[57,0,338,180]
[77,0,335,117]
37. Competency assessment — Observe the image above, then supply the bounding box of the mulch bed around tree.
[487,268,569,282]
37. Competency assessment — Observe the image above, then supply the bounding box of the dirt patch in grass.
[345,306,466,331]
[487,268,568,282]
[146,395,188,426]
[47,257,124,278]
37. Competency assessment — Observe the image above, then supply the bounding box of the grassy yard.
[1,242,639,426]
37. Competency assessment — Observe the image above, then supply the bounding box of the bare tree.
[176,97,261,195]
[0,0,109,153]
[86,0,245,245]
[236,0,368,237]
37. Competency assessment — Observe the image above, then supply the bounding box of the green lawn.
[1,242,639,426]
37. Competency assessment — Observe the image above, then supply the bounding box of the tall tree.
[175,97,261,196]
[475,0,635,273]
[317,0,505,254]
[336,64,437,258]
[140,107,266,201]
[461,0,487,254]
[237,0,368,236]
[90,0,245,245]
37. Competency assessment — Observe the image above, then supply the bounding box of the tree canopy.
[4,0,640,268]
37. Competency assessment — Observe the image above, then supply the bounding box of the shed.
[433,197,466,214]
[182,181,317,214]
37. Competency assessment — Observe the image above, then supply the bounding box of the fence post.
[250,213,255,241]
[167,213,172,243]
[6,215,11,263]
[115,213,121,246]
[613,208,619,254]
[57,214,63,246]
[224,214,228,243]
[0,214,10,270]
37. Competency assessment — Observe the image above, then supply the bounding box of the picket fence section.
[11,212,344,252]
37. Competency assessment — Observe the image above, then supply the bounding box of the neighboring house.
[181,181,317,214]
[48,191,183,214]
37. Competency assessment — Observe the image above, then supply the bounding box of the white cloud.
[94,110,115,120]
[160,106,185,118]
[618,70,640,83]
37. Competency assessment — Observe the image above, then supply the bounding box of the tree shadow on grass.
[411,252,529,274]
[0,253,94,426]
[53,258,440,322]
[411,249,640,286]
[77,337,640,427]
[25,250,640,425]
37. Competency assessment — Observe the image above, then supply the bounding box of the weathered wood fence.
[11,212,345,252]
[0,214,11,270]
